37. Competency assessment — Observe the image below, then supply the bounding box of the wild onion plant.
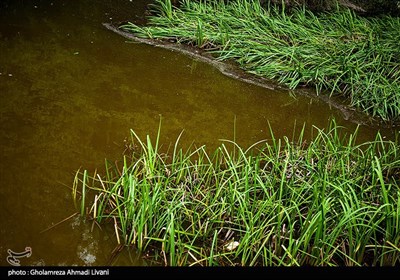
[72,119,400,266]
[120,0,400,122]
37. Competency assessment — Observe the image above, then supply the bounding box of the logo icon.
[7,247,32,266]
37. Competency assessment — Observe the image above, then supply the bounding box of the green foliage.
[73,120,400,266]
[120,0,400,122]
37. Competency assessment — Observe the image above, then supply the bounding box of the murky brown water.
[0,0,397,266]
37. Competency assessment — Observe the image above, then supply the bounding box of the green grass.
[120,0,400,123]
[72,119,400,266]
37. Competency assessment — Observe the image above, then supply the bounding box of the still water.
[0,0,397,266]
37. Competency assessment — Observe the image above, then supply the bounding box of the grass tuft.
[120,0,400,122]
[73,119,400,266]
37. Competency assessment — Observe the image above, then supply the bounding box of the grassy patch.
[120,0,400,122]
[72,119,400,266]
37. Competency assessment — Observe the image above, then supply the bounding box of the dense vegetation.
[73,120,400,266]
[71,0,400,267]
[121,0,400,123]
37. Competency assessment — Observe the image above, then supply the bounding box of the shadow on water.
[0,0,397,266]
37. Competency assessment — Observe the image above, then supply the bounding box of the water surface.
[0,0,397,266]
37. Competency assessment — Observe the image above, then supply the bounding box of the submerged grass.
[120,0,400,122]
[72,119,400,266]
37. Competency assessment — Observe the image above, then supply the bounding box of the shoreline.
[103,22,397,129]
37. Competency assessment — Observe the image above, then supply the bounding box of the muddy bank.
[103,22,398,129]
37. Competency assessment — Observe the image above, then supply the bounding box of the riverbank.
[103,22,379,127]
[120,0,400,124]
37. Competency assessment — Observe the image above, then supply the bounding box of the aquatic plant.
[73,119,400,266]
[120,0,400,123]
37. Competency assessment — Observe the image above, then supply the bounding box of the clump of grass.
[120,0,400,122]
[72,119,400,266]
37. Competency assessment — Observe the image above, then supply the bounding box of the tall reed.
[120,0,400,122]
[72,119,400,266]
